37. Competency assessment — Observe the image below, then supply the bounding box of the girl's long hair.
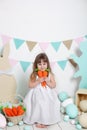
[30,53,52,81]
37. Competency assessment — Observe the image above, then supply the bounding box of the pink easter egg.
[0,114,6,128]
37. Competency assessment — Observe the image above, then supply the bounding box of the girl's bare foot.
[35,124,42,128]
[35,123,47,128]
[41,124,47,128]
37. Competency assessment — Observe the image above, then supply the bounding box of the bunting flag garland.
[0,34,87,72]
[14,38,25,49]
[57,60,67,70]
[51,42,61,51]
[26,41,37,51]
[63,40,72,50]
[20,61,31,72]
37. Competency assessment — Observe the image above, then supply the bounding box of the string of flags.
[9,58,68,72]
[0,34,87,72]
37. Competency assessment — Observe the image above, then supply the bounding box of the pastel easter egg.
[7,122,14,127]
[18,121,24,126]
[0,114,6,128]
[24,126,30,130]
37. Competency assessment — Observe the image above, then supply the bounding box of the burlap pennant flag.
[26,41,37,51]
[63,40,72,50]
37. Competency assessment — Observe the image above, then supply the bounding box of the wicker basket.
[2,94,25,125]
[4,112,25,125]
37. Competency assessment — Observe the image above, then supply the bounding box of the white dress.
[23,75,61,125]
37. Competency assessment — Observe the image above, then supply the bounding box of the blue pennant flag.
[20,61,31,72]
[85,35,87,39]
[51,42,61,51]
[57,60,67,70]
[14,38,25,49]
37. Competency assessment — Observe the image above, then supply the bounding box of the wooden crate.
[75,89,87,110]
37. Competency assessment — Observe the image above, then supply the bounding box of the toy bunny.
[0,43,17,103]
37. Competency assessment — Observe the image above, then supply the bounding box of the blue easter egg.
[58,91,68,102]
[66,104,78,118]
[24,126,30,130]
[19,121,24,126]
[76,124,82,130]
[63,115,69,122]
[7,122,14,127]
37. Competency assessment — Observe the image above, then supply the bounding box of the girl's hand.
[44,77,49,83]
[38,77,45,83]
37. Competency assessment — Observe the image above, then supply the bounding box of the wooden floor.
[2,121,87,130]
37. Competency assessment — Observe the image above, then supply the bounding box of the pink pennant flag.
[50,61,56,69]
[74,37,84,45]
[1,34,12,45]
[39,42,50,51]
[9,59,18,67]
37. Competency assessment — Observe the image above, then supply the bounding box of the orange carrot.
[12,107,18,116]
[4,108,15,116]
[37,70,43,77]
[41,81,46,87]
[37,70,48,87]
[17,109,24,115]
[42,71,48,77]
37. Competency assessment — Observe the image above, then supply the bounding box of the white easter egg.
[70,119,75,125]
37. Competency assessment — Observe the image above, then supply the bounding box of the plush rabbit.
[0,43,17,103]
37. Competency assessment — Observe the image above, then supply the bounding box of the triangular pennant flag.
[20,61,31,72]
[74,37,84,45]
[85,35,87,39]
[39,42,50,51]
[14,38,25,49]
[9,59,18,67]
[26,41,37,51]
[50,61,56,68]
[51,42,61,51]
[57,60,67,70]
[63,40,72,49]
[1,34,12,45]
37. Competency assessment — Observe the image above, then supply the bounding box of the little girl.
[23,53,61,128]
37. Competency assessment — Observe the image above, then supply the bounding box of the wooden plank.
[18,124,33,130]
[6,125,19,130]
[59,121,77,130]
[1,127,7,130]
[47,123,61,130]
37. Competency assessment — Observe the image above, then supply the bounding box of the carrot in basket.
[3,108,11,116]
[16,105,25,115]
[3,108,15,116]
[12,107,18,116]
[17,109,24,115]
[16,105,23,112]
